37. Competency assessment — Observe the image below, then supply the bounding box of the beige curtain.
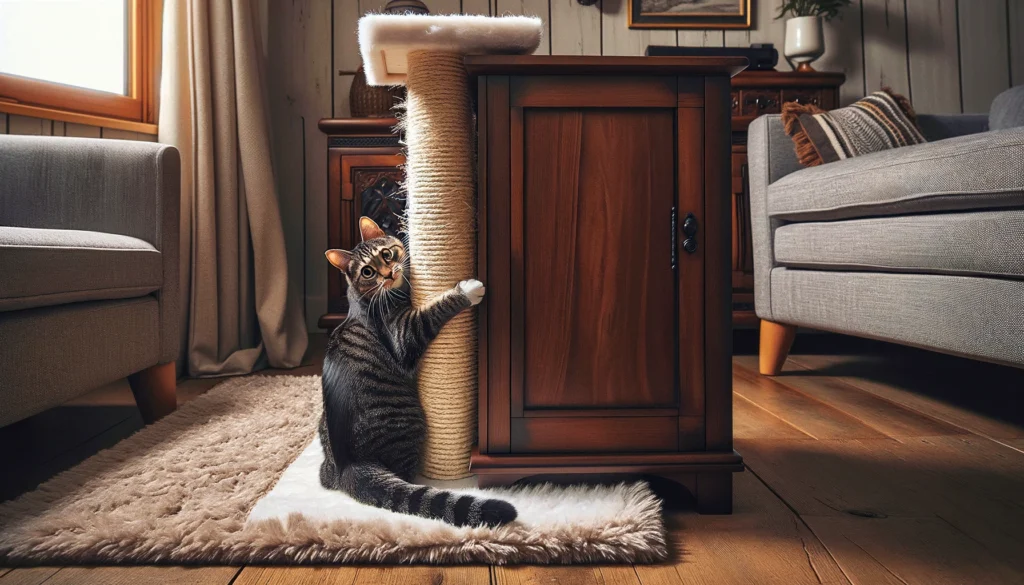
[159,0,307,376]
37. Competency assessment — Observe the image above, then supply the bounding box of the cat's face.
[325,217,408,307]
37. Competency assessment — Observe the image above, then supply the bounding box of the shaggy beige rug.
[0,375,667,565]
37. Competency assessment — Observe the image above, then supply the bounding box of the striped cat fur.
[321,217,516,527]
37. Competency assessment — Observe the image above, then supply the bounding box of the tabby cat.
[320,217,517,527]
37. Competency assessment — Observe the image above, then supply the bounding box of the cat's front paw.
[458,279,486,306]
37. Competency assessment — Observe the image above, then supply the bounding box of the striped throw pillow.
[781,89,926,167]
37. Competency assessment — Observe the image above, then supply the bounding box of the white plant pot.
[784,15,824,72]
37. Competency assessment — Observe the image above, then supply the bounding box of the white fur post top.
[358,14,543,86]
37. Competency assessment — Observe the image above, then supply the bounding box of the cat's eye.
[381,249,393,262]
[360,266,376,279]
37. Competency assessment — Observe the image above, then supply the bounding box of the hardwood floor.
[2,332,1023,585]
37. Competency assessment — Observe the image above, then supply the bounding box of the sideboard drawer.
[742,89,781,115]
[783,88,822,108]
[510,417,678,453]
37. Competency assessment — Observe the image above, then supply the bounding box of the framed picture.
[629,0,752,29]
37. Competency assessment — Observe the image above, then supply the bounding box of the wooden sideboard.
[318,70,845,330]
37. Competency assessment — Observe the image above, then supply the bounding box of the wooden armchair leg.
[759,320,796,376]
[128,362,177,424]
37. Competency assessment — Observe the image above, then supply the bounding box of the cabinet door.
[481,75,705,454]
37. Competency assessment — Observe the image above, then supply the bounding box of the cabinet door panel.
[519,107,677,410]
[511,417,678,453]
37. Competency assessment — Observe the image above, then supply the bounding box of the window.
[0,0,161,129]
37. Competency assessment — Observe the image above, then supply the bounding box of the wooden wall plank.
[957,0,1010,113]
[906,0,961,113]
[0,114,6,134]
[497,0,551,54]
[462,0,492,14]
[52,120,65,136]
[101,128,141,140]
[8,115,46,135]
[725,0,785,50]
[550,0,600,55]
[334,0,361,118]
[677,30,725,47]
[817,0,865,104]
[270,0,333,331]
[64,123,102,138]
[430,0,462,12]
[1011,0,1024,86]
[601,1,674,56]
[862,0,911,96]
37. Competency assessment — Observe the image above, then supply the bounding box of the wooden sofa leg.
[128,362,177,424]
[759,320,796,376]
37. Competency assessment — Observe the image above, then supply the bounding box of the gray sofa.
[0,135,180,426]
[749,86,1024,374]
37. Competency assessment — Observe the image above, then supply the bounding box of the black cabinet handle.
[682,213,698,254]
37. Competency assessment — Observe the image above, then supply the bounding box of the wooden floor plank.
[353,566,489,585]
[788,354,1024,440]
[0,568,61,585]
[0,570,9,579]
[233,566,358,585]
[494,565,633,585]
[739,435,1024,573]
[805,515,1024,585]
[634,472,850,585]
[20,566,240,585]
[735,356,965,439]
[733,391,814,440]
[733,365,887,440]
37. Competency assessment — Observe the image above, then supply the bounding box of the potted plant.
[777,0,852,72]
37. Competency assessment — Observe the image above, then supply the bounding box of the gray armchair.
[749,86,1024,374]
[0,135,180,426]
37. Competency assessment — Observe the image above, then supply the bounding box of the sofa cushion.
[0,226,161,312]
[990,85,1024,131]
[774,210,1024,278]
[767,127,1024,222]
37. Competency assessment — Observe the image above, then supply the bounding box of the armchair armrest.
[916,114,989,141]
[0,135,181,363]
[747,115,798,321]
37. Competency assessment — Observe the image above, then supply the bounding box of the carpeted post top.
[358,14,543,86]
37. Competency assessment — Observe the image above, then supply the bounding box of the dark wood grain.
[677,104,706,441]
[465,55,749,77]
[703,75,733,457]
[317,117,400,135]
[476,75,489,454]
[510,417,678,453]
[485,76,512,453]
[510,76,677,107]
[519,108,677,411]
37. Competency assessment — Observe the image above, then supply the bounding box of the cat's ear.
[325,249,352,273]
[359,216,386,242]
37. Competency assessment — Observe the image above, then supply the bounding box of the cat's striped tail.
[341,462,517,527]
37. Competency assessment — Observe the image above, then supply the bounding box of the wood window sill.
[0,101,158,136]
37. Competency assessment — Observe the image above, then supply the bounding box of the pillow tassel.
[781,101,826,167]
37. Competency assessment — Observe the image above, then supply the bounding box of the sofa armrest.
[0,135,181,363]
[747,115,798,322]
[916,114,989,141]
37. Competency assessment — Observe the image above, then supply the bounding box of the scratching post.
[405,50,475,479]
[360,15,541,479]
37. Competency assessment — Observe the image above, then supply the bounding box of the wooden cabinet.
[728,71,844,326]
[318,119,406,329]
[468,56,746,513]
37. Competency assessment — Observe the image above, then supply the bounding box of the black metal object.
[682,212,698,254]
[670,206,677,270]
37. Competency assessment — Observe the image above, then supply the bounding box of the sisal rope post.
[404,51,477,479]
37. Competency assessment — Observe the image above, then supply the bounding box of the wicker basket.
[350,66,405,118]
